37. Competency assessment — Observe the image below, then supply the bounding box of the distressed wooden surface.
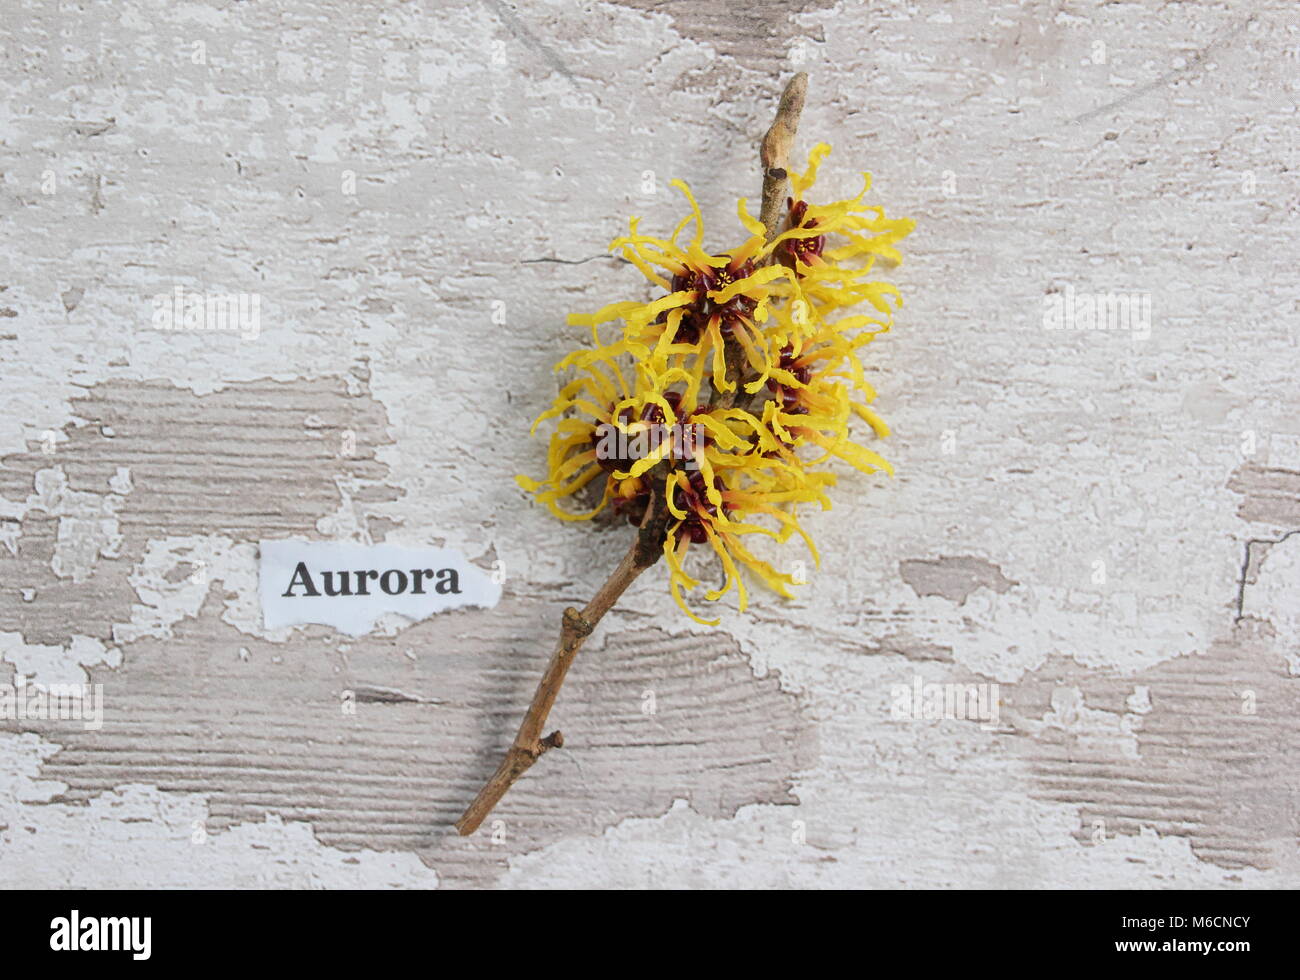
[1,0,1297,887]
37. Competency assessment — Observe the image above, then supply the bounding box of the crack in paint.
[1234,528,1300,623]
[1074,14,1257,123]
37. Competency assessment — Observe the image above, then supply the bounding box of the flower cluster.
[519,144,914,624]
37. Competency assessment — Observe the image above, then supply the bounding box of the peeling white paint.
[1,0,1296,888]
[0,733,441,888]
[1242,535,1300,674]
[114,536,273,644]
[15,467,131,583]
[0,633,120,688]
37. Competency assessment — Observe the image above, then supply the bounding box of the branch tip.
[759,73,809,243]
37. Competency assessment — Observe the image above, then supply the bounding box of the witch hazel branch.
[455,74,915,835]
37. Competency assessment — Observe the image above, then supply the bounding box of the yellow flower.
[767,143,915,352]
[516,354,652,522]
[654,378,830,624]
[757,305,895,473]
[568,181,810,397]
[659,441,831,625]
[520,144,913,623]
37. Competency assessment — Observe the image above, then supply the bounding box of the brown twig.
[455,75,809,835]
[758,71,808,244]
[455,481,669,835]
[713,72,809,411]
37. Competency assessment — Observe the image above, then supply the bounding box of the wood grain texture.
[1,0,1297,887]
[5,591,815,887]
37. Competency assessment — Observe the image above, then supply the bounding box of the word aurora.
[281,561,461,598]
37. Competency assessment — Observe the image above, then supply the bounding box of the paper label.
[259,540,501,635]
